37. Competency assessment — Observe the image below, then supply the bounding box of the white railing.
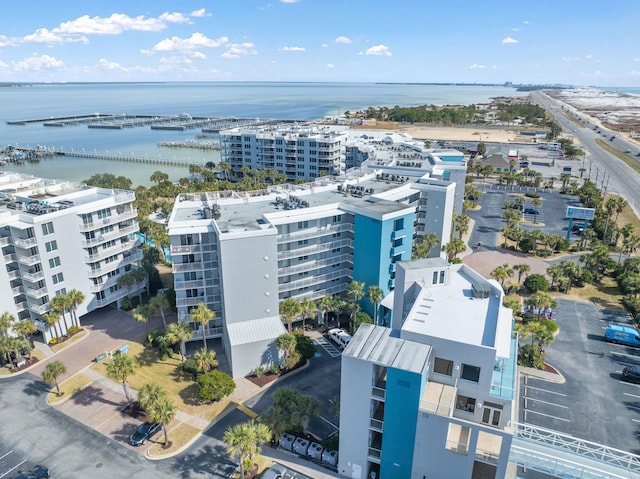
[514,423,640,474]
[277,238,353,261]
[3,253,17,263]
[174,278,205,290]
[11,286,24,296]
[278,253,353,276]
[79,208,137,232]
[84,239,141,262]
[29,303,49,314]
[172,262,203,273]
[26,287,48,299]
[0,236,11,246]
[81,222,138,246]
[176,296,206,307]
[419,398,453,417]
[7,269,20,280]
[277,223,354,243]
[369,418,383,431]
[13,237,37,248]
[475,447,500,465]
[18,253,41,266]
[87,250,142,277]
[371,386,386,400]
[278,268,351,292]
[95,288,130,308]
[22,270,44,282]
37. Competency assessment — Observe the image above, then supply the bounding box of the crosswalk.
[313,337,341,358]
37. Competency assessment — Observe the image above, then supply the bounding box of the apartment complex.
[0,172,144,342]
[339,258,517,479]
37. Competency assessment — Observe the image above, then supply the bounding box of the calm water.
[0,82,523,186]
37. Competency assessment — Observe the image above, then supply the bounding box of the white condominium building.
[0,172,144,342]
[339,258,517,479]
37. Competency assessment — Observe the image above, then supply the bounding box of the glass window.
[41,222,54,236]
[394,218,404,231]
[52,272,64,284]
[461,364,481,382]
[445,423,471,455]
[434,357,454,376]
[456,395,476,413]
[432,271,438,284]
[439,270,446,284]
[49,257,61,268]
[45,240,58,252]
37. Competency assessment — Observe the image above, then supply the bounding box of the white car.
[262,463,287,479]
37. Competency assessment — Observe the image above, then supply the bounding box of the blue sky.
[1,0,639,86]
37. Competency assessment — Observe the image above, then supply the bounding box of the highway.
[531,90,640,218]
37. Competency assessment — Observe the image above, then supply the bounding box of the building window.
[456,395,476,413]
[433,357,454,376]
[96,208,112,219]
[432,271,438,284]
[55,288,66,296]
[461,364,481,382]
[41,222,54,236]
[52,272,64,285]
[394,218,404,231]
[45,240,58,252]
[48,257,61,269]
[297,221,308,229]
[446,423,471,455]
[439,270,446,284]
[392,238,403,247]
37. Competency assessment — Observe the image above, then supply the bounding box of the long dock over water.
[7,114,278,131]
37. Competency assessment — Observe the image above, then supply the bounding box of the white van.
[328,328,352,349]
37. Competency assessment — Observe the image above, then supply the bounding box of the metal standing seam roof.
[344,323,431,374]
[226,316,287,347]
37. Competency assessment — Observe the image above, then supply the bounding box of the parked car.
[524,207,540,215]
[262,464,287,479]
[604,324,640,347]
[129,421,162,446]
[328,328,352,349]
[622,366,640,383]
[12,466,49,479]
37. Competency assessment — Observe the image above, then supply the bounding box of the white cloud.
[0,35,18,47]
[326,63,334,69]
[523,21,529,25]
[502,37,518,44]
[190,9,211,17]
[148,33,228,53]
[13,54,64,72]
[334,36,352,44]
[562,56,580,63]
[364,45,391,56]
[57,13,167,34]
[321,43,328,48]
[221,42,257,59]
[23,28,88,45]
[585,54,593,59]
[280,0,301,3]
[0,59,8,69]
[468,64,487,69]
[97,58,128,71]
[629,70,640,76]
[634,58,640,62]
[280,46,305,52]
[159,12,191,24]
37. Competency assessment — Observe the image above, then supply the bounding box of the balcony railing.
[84,239,141,263]
[278,268,351,293]
[475,447,500,465]
[172,262,203,273]
[369,418,384,431]
[7,269,20,280]
[277,239,354,261]
[81,222,139,246]
[11,286,24,296]
[22,270,45,282]
[94,287,130,308]
[371,386,386,400]
[0,236,11,246]
[87,250,142,277]
[15,301,28,311]
[29,303,49,314]
[26,287,48,299]
[278,254,353,276]
[176,296,206,307]
[4,253,17,263]
[79,208,137,232]
[174,278,205,290]
[170,244,204,255]
[18,254,41,266]
[367,448,381,460]
[13,237,37,249]
[277,223,354,243]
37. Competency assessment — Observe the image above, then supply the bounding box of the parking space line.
[524,397,568,408]
[624,392,640,399]
[313,338,341,358]
[633,418,640,423]
[0,459,26,479]
[524,410,570,422]
[609,350,640,359]
[0,450,13,461]
[523,385,567,397]
[619,381,640,388]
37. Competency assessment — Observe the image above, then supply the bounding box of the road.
[532,90,640,217]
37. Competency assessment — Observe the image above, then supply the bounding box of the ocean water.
[0,82,522,186]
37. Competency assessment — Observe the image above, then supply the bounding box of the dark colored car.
[524,207,540,215]
[129,421,161,446]
[12,465,49,479]
[622,366,640,383]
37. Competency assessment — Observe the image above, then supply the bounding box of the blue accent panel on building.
[352,211,413,325]
[380,367,425,478]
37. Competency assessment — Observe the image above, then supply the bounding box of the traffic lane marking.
[0,458,27,479]
[522,384,567,397]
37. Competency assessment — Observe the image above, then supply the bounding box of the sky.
[1,0,639,86]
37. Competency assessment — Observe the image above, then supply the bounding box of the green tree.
[117,272,136,306]
[0,312,14,336]
[197,370,236,401]
[412,232,440,259]
[279,297,301,333]
[299,298,316,330]
[490,263,513,288]
[513,263,531,285]
[346,281,366,333]
[149,292,171,331]
[477,142,487,156]
[453,213,471,239]
[165,321,193,362]
[147,395,177,447]
[366,285,384,326]
[12,319,36,342]
[276,333,299,370]
[150,170,170,185]
[133,303,154,335]
[43,311,62,339]
[523,273,549,293]
[559,260,583,293]
[444,237,467,261]
[106,353,138,409]
[531,197,543,223]
[67,289,86,329]
[316,295,335,328]
[271,386,320,432]
[194,348,218,374]
[138,383,167,411]
[42,360,67,396]
[50,294,72,334]
[191,303,215,351]
[224,420,271,479]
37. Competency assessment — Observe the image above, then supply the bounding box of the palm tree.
[444,238,466,261]
[138,382,167,411]
[149,293,170,331]
[559,260,583,293]
[13,319,36,343]
[0,311,14,336]
[299,298,316,330]
[67,289,86,329]
[366,285,384,326]
[224,420,271,479]
[531,197,543,224]
[42,360,67,396]
[546,264,563,290]
[513,263,531,285]
[131,267,147,306]
[117,272,136,304]
[279,297,301,333]
[413,232,440,259]
[453,213,471,239]
[43,311,62,340]
[147,396,177,447]
[133,303,154,335]
[165,322,193,362]
[191,303,215,351]
[490,264,511,289]
[194,348,218,373]
[316,295,335,329]
[50,294,72,334]
[106,353,138,409]
[275,333,296,365]
[346,281,365,333]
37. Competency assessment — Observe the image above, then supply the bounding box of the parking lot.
[0,450,31,479]
[519,298,640,453]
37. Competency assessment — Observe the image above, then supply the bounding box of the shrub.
[121,297,132,310]
[283,350,301,371]
[524,192,540,198]
[518,343,546,369]
[523,274,549,293]
[181,358,200,380]
[269,362,281,375]
[68,325,79,334]
[197,370,236,402]
[48,338,58,345]
[292,331,316,361]
[519,237,534,253]
[322,433,339,452]
[253,366,266,377]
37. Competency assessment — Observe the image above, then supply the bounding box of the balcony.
[420,381,456,417]
[278,254,353,276]
[277,223,354,243]
[22,270,45,282]
[191,326,224,340]
[95,287,130,308]
[84,239,141,262]
[490,332,518,401]
[79,207,137,232]
[174,278,205,290]
[277,239,354,261]
[18,253,41,266]
[4,253,17,263]
[15,301,28,311]
[176,296,206,308]
[26,286,48,299]
[29,303,49,315]
[89,275,121,293]
[81,222,139,246]
[7,269,20,280]
[13,237,37,249]
[170,244,202,255]
[11,285,25,296]
[172,262,203,273]
[87,250,142,277]
[0,236,11,246]
[278,268,351,293]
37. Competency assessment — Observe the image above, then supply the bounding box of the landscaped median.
[46,372,93,405]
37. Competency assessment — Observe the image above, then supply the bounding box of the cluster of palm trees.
[42,289,85,343]
[489,263,532,293]
[116,267,147,308]
[279,281,385,334]
[0,311,36,368]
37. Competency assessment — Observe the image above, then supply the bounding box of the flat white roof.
[226,316,287,347]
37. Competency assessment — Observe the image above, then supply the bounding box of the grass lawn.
[91,341,238,422]
[557,275,625,310]
[47,373,93,405]
[146,423,201,457]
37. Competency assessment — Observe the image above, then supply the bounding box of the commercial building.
[0,172,144,342]
[339,258,517,479]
